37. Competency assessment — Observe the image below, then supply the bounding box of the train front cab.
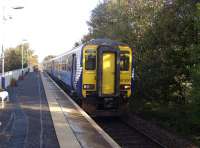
[82,44,132,116]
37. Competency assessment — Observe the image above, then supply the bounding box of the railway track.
[94,117,166,148]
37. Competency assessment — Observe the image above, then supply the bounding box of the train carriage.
[44,39,134,116]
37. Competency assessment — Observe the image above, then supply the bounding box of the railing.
[0,68,29,89]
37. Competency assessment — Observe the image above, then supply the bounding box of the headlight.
[83,84,95,90]
[120,84,131,90]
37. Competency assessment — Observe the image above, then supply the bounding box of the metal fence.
[0,68,29,89]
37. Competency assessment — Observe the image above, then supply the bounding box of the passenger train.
[44,39,134,116]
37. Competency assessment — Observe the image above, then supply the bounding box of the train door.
[97,46,120,97]
[102,53,115,95]
[71,54,76,89]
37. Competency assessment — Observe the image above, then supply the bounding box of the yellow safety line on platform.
[40,73,81,148]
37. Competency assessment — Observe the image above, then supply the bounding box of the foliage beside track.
[82,0,200,145]
[1,43,38,72]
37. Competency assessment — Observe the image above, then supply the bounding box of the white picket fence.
[0,68,29,89]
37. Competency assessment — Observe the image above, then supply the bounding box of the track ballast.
[94,117,165,148]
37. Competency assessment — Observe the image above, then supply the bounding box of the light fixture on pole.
[12,6,24,10]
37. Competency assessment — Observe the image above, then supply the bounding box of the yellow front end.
[82,44,132,99]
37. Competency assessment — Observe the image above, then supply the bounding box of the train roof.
[45,38,129,63]
[48,44,84,62]
[87,38,127,47]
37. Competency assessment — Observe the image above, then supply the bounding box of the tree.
[29,55,38,66]
[43,55,55,63]
[2,43,37,72]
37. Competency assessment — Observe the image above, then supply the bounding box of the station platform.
[41,72,120,148]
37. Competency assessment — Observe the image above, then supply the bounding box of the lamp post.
[12,6,25,80]
[26,43,30,71]
[1,5,24,88]
[21,43,24,78]
[1,5,12,89]
[1,45,5,89]
[21,39,27,79]
[12,6,25,78]
[2,6,5,89]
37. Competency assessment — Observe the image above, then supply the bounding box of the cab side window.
[120,51,130,71]
[85,50,96,70]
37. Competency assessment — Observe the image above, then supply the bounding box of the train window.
[62,63,65,71]
[85,54,96,70]
[68,55,72,71]
[120,51,130,71]
[66,57,69,71]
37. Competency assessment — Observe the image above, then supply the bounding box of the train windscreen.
[85,54,96,70]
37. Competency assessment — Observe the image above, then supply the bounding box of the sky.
[0,0,100,62]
